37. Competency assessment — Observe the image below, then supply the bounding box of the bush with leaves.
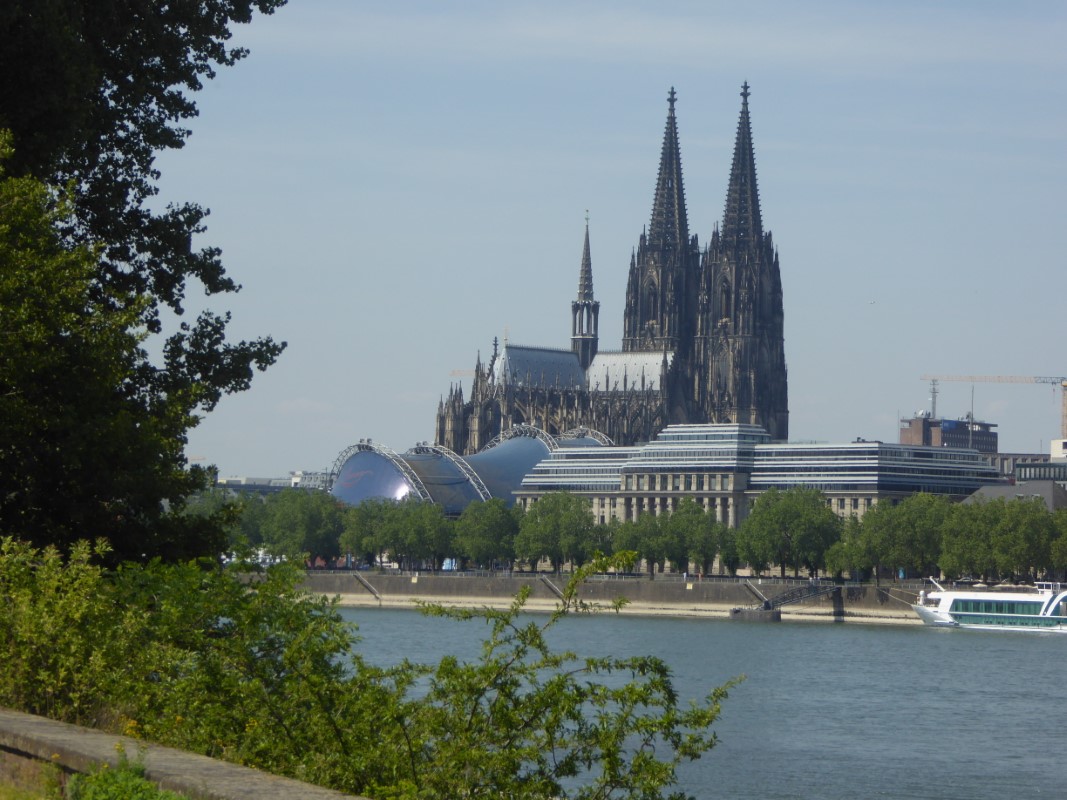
[0,537,736,799]
[66,752,184,800]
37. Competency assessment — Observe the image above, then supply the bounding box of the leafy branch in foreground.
[0,540,738,799]
[390,553,740,799]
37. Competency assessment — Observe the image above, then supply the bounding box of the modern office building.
[515,423,1001,526]
[330,423,1001,526]
[899,411,998,453]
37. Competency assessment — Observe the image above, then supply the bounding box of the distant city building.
[986,452,1051,479]
[899,411,998,453]
[516,424,1001,526]
[1013,461,1067,488]
[216,471,331,494]
[436,84,788,455]
[290,470,331,490]
[965,480,1067,513]
[216,476,292,493]
[329,423,1001,526]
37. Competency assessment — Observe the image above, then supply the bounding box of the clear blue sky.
[160,1,1066,477]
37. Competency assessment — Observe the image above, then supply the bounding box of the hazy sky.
[161,1,1066,478]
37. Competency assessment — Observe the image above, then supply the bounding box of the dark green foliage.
[257,489,344,562]
[823,493,1064,583]
[670,498,718,575]
[514,492,596,572]
[0,152,223,561]
[0,538,737,799]
[453,498,519,569]
[0,1,287,560]
[738,487,842,578]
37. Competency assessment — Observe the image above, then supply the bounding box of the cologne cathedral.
[435,84,788,455]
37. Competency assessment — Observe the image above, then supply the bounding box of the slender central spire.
[577,211,594,302]
[648,86,689,250]
[721,81,763,248]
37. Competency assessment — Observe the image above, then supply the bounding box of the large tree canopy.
[0,0,287,409]
[0,2,287,558]
[0,147,222,558]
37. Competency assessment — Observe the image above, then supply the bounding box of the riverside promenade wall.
[301,572,922,624]
[0,708,366,800]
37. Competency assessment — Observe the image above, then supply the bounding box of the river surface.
[339,606,1067,799]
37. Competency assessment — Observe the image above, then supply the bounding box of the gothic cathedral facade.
[436,85,788,455]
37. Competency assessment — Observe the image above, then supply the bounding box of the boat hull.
[912,604,958,627]
[912,603,1067,632]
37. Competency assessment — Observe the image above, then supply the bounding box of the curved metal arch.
[407,443,492,502]
[558,427,614,446]
[479,423,558,454]
[327,440,433,502]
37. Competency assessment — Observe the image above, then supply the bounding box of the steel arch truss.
[480,423,558,453]
[558,427,614,446]
[408,443,492,502]
[328,440,433,502]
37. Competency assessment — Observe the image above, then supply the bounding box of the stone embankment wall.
[0,708,366,800]
[302,572,922,624]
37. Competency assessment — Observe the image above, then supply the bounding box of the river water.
[340,607,1067,799]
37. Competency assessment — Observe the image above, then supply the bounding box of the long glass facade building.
[516,424,1001,526]
[331,423,1001,526]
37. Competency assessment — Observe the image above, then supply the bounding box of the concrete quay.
[301,572,923,625]
[0,708,367,800]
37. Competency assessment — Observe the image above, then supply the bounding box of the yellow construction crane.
[919,374,1067,439]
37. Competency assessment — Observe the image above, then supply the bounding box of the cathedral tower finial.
[721,81,763,248]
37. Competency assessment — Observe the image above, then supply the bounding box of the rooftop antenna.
[969,386,974,449]
[929,378,939,420]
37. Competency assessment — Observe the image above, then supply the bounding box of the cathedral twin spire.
[438,82,787,455]
[647,87,691,251]
[720,82,764,250]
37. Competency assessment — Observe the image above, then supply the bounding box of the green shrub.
[66,753,182,800]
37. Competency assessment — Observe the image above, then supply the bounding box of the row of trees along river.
[190,486,1067,584]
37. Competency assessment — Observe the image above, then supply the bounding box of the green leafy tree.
[717,525,742,576]
[738,488,840,577]
[940,501,998,581]
[0,2,287,559]
[882,493,950,578]
[182,488,245,550]
[610,519,644,574]
[340,498,393,567]
[737,489,785,577]
[993,497,1054,581]
[1051,510,1067,581]
[236,493,270,551]
[658,505,693,575]
[515,493,595,572]
[824,516,869,580]
[454,498,519,569]
[674,499,719,576]
[259,489,344,562]
[851,501,899,584]
[611,513,666,577]
[409,501,453,571]
[0,148,225,560]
